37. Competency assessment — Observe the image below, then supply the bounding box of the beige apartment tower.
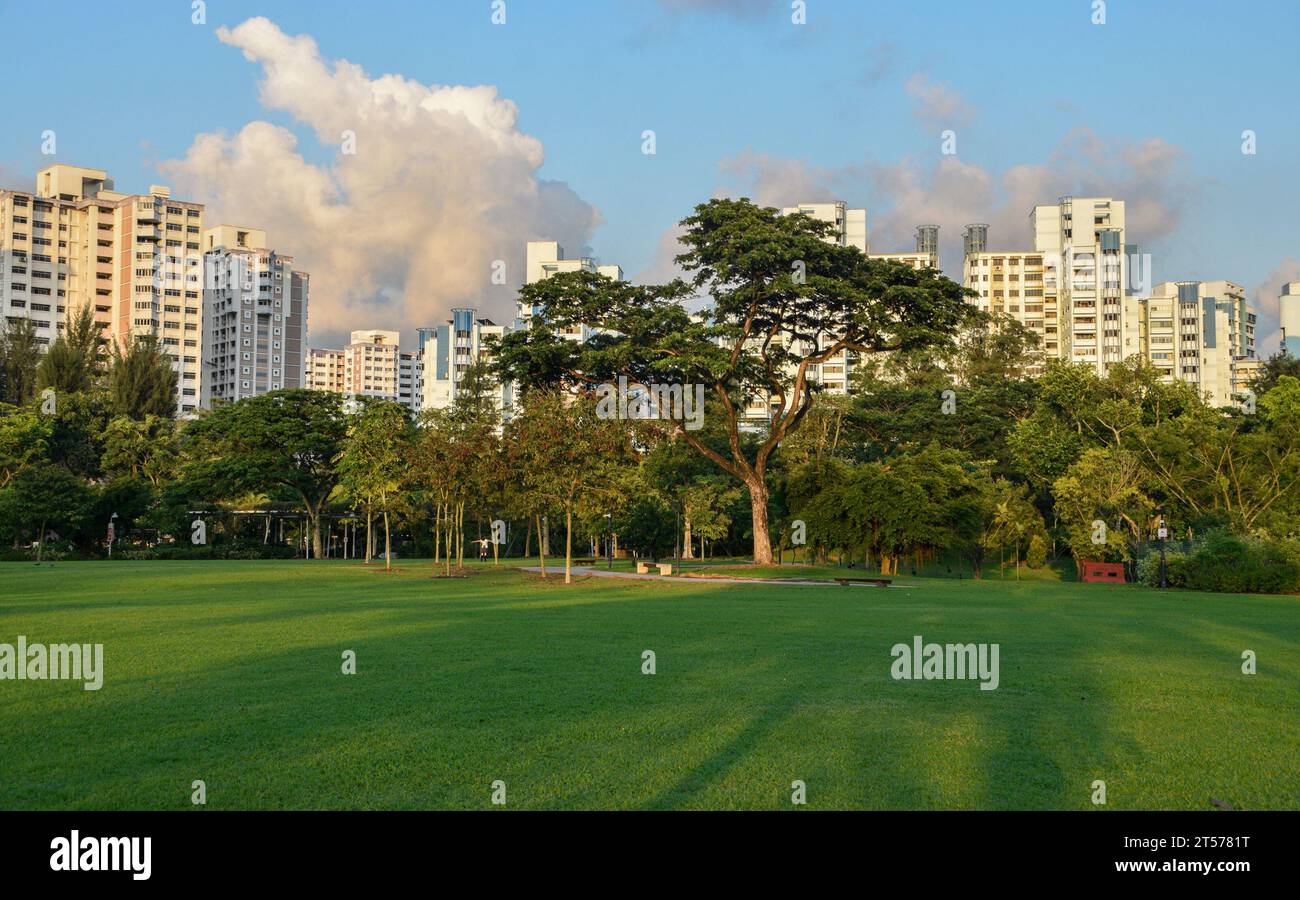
[0,163,205,414]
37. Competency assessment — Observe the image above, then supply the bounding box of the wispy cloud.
[860,41,896,85]
[643,126,1195,279]
[1251,258,1300,358]
[903,73,976,130]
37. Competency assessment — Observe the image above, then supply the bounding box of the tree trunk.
[564,504,573,585]
[682,515,695,559]
[536,513,546,576]
[310,508,323,560]
[384,509,391,572]
[457,502,465,569]
[365,508,373,564]
[746,478,773,565]
[433,503,441,571]
[444,503,453,578]
[36,518,46,563]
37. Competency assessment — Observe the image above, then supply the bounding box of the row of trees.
[3,198,1298,583]
[0,306,185,559]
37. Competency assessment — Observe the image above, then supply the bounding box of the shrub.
[111,543,298,561]
[1026,534,1047,569]
[1137,531,1300,594]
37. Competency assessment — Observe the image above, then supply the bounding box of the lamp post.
[605,512,613,571]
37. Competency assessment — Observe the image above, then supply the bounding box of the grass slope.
[0,560,1295,810]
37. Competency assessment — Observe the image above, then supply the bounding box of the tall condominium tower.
[305,329,420,416]
[520,241,623,343]
[0,163,205,414]
[201,225,307,406]
[961,238,1056,374]
[1140,280,1256,407]
[420,308,513,417]
[1280,282,1300,357]
[778,202,868,252]
[1030,197,1130,373]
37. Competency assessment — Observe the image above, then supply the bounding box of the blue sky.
[1,0,1297,348]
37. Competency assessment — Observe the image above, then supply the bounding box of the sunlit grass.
[0,559,1295,810]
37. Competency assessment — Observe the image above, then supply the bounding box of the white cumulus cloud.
[159,17,600,348]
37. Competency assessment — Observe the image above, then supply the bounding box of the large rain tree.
[497,198,976,564]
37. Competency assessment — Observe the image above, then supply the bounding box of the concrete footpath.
[517,566,910,587]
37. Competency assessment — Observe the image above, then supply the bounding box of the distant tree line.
[2,199,1298,592]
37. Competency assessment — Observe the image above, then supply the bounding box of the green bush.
[1137,532,1300,594]
[1026,534,1048,569]
[112,543,298,561]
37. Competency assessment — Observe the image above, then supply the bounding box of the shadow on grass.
[2,565,1297,810]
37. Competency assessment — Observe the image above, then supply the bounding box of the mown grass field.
[1,559,1295,810]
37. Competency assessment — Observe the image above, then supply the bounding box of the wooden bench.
[570,558,596,566]
[833,576,892,587]
[635,561,650,574]
[656,563,674,576]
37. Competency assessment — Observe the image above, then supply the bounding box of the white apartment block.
[398,349,420,414]
[0,164,205,414]
[1140,280,1256,407]
[1030,197,1132,373]
[305,347,345,392]
[964,201,1143,378]
[1280,282,1300,358]
[305,330,420,415]
[962,248,1057,374]
[200,225,307,406]
[520,240,622,343]
[779,202,868,253]
[419,308,513,417]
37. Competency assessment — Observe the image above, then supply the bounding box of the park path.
[517,566,910,588]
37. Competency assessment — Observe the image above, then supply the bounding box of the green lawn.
[1,559,1295,810]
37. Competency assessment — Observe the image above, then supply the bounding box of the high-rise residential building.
[200,225,307,406]
[1139,280,1255,407]
[779,202,868,253]
[0,163,206,414]
[520,241,622,343]
[962,244,1058,372]
[420,308,513,416]
[398,349,420,414]
[961,200,1138,375]
[305,347,346,393]
[343,329,401,401]
[1280,282,1300,357]
[305,329,421,415]
[1030,197,1130,373]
